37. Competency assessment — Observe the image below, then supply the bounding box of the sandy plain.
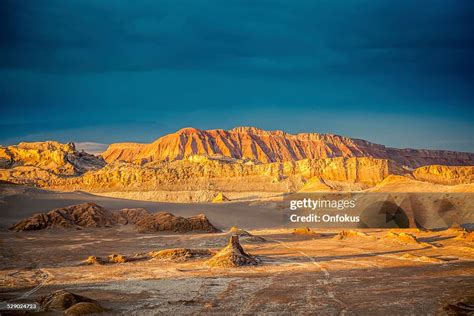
[0,185,473,315]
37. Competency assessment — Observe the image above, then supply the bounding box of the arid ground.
[1,185,473,315]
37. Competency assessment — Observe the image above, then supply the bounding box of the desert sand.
[1,184,473,315]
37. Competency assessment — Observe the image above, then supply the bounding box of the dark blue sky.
[1,0,473,152]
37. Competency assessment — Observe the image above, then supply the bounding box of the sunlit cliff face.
[0,127,473,203]
[101,127,474,167]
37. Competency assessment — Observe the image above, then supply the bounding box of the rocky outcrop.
[113,208,150,225]
[0,141,105,175]
[334,230,373,240]
[37,290,104,313]
[149,248,213,261]
[83,256,107,265]
[206,235,260,267]
[83,254,129,265]
[292,227,323,236]
[413,165,474,185]
[10,203,117,231]
[6,156,399,193]
[64,302,106,315]
[10,203,219,233]
[4,150,472,199]
[228,227,266,242]
[134,212,219,233]
[101,127,474,168]
[381,232,427,246]
[1,127,472,200]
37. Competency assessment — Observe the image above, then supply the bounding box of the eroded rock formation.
[10,203,219,234]
[102,127,474,167]
[1,127,473,200]
[113,208,150,225]
[10,202,116,231]
[37,290,104,313]
[228,226,266,242]
[0,155,404,195]
[149,248,213,261]
[134,212,219,233]
[413,165,474,185]
[0,141,105,175]
[206,235,260,267]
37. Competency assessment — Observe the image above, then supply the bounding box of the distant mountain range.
[1,127,473,202]
[102,127,474,168]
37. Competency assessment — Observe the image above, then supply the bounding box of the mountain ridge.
[1,132,473,201]
[0,141,105,176]
[101,126,474,168]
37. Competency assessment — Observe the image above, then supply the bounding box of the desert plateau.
[1,127,473,202]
